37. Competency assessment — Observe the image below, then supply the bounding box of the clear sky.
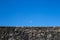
[0,0,60,26]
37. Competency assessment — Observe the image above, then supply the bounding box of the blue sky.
[0,0,60,26]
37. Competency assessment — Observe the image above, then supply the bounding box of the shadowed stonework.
[0,27,60,40]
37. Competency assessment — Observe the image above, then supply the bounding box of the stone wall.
[0,27,60,40]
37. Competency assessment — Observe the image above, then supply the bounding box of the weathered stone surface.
[0,27,60,40]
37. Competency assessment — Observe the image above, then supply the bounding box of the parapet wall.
[0,27,60,40]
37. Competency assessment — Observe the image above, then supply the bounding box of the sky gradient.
[0,0,60,26]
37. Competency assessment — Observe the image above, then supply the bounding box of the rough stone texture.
[0,27,60,40]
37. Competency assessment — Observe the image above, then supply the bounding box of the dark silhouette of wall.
[0,27,60,40]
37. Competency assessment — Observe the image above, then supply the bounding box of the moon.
[29,20,32,23]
